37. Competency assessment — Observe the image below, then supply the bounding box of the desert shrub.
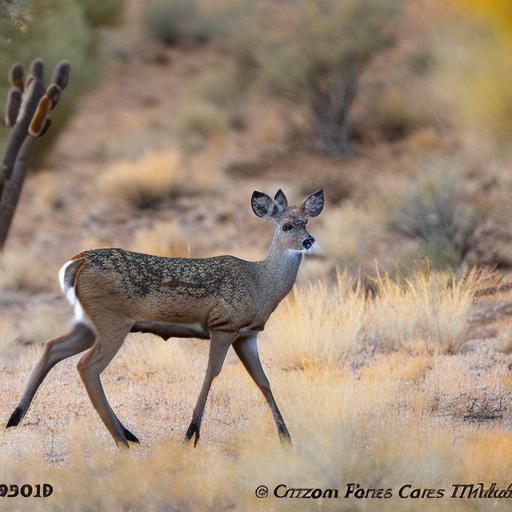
[0,1,27,27]
[388,167,483,269]
[145,0,219,46]
[0,0,103,158]
[98,150,215,208]
[175,102,225,150]
[222,0,399,156]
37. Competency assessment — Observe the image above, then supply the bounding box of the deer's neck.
[257,232,302,306]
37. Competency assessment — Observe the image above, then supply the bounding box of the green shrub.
[145,0,219,46]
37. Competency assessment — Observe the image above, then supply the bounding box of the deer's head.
[251,189,324,252]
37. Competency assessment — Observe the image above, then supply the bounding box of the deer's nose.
[303,237,315,249]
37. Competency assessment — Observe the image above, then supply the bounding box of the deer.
[6,188,324,447]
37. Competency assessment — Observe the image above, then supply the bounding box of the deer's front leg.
[233,334,291,443]
[184,330,235,446]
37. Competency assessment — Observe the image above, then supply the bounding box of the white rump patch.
[58,260,73,295]
[58,260,94,330]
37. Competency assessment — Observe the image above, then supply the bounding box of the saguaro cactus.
[0,58,71,250]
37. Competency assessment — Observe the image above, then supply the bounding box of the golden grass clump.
[98,150,216,209]
[366,267,492,353]
[264,272,365,368]
[264,267,492,370]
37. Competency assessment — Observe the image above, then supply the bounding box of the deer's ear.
[274,189,288,212]
[302,189,324,217]
[251,191,277,218]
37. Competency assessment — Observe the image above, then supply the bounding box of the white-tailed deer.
[6,189,324,447]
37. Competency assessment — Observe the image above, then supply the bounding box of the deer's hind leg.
[77,320,134,447]
[6,323,95,428]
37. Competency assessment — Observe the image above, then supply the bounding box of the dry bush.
[0,301,68,354]
[192,64,248,130]
[434,4,512,155]
[193,64,246,110]
[370,87,432,142]
[98,150,215,209]
[14,303,68,346]
[77,0,125,27]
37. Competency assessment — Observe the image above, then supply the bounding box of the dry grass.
[366,267,494,353]
[264,273,366,368]
[0,249,51,293]
[265,267,491,370]
[98,150,217,209]
[0,267,508,511]
[130,220,193,257]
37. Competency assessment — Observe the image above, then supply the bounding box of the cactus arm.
[1,60,46,186]
[0,136,34,247]
[0,58,71,250]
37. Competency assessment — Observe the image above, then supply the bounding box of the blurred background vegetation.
[1,0,512,281]
[0,0,123,157]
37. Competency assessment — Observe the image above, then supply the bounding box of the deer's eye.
[283,223,293,232]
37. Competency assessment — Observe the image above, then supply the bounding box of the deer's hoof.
[184,421,201,447]
[121,425,140,444]
[6,406,23,428]
[278,428,292,446]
